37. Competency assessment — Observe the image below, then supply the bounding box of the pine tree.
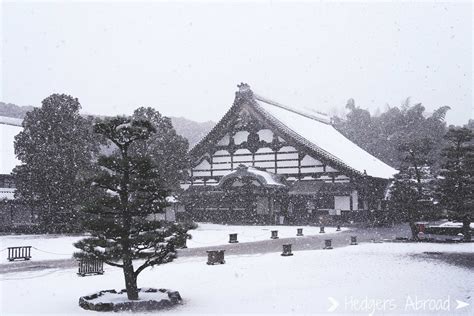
[388,168,420,230]
[334,100,449,169]
[74,116,189,300]
[12,94,97,233]
[131,107,189,191]
[388,165,436,239]
[436,127,473,241]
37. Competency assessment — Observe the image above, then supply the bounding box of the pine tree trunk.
[462,216,471,241]
[409,221,418,240]
[40,204,52,233]
[123,256,139,300]
[408,207,419,241]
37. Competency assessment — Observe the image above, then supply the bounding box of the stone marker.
[350,236,358,245]
[324,239,333,249]
[206,250,225,265]
[281,244,294,256]
[229,233,239,243]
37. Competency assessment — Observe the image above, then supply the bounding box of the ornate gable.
[189,84,354,185]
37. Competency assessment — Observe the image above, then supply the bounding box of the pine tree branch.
[104,260,124,268]
[134,249,172,277]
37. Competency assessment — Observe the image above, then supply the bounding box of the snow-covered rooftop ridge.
[0,116,23,127]
[253,96,398,179]
[253,93,331,125]
[219,164,285,187]
[0,188,15,200]
[245,166,285,186]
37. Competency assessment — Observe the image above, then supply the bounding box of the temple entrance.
[181,165,289,224]
[209,165,288,224]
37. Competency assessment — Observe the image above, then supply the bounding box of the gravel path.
[178,224,412,257]
[0,224,412,274]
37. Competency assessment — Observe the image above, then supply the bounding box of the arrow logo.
[328,297,339,312]
[455,300,469,310]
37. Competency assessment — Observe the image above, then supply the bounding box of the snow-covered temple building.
[0,116,22,199]
[0,116,37,229]
[181,83,397,224]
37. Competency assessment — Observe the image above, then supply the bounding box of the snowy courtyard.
[0,242,472,315]
[186,223,346,248]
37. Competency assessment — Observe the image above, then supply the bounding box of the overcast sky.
[1,0,472,125]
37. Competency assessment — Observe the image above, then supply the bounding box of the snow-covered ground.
[0,234,84,261]
[0,242,472,315]
[0,224,345,262]
[186,223,346,248]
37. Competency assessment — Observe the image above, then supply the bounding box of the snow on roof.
[166,196,178,203]
[219,164,285,187]
[0,188,15,200]
[246,166,285,186]
[0,122,22,174]
[253,94,397,179]
[254,94,331,124]
[0,116,23,127]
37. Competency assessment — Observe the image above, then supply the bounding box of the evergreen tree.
[387,168,420,233]
[389,165,436,239]
[131,107,190,191]
[12,94,97,233]
[74,116,189,300]
[436,127,473,240]
[335,100,450,169]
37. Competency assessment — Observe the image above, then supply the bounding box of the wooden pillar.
[298,153,302,180]
[268,195,274,224]
[210,155,214,177]
[274,151,278,174]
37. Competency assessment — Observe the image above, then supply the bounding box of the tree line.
[12,94,473,240]
[13,94,189,233]
[334,99,473,240]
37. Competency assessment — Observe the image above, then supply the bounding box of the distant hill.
[170,117,215,148]
[0,102,215,148]
[0,102,35,119]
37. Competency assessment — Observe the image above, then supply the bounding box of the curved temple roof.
[219,165,285,188]
[251,93,397,179]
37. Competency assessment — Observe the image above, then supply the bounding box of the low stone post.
[271,230,279,239]
[324,239,333,249]
[336,225,341,231]
[229,233,239,243]
[296,228,304,236]
[281,244,294,256]
[350,236,358,245]
[319,226,325,234]
[206,250,225,265]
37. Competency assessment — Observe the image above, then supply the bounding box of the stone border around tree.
[79,288,182,312]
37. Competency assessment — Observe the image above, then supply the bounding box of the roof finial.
[236,82,253,100]
[238,82,251,92]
